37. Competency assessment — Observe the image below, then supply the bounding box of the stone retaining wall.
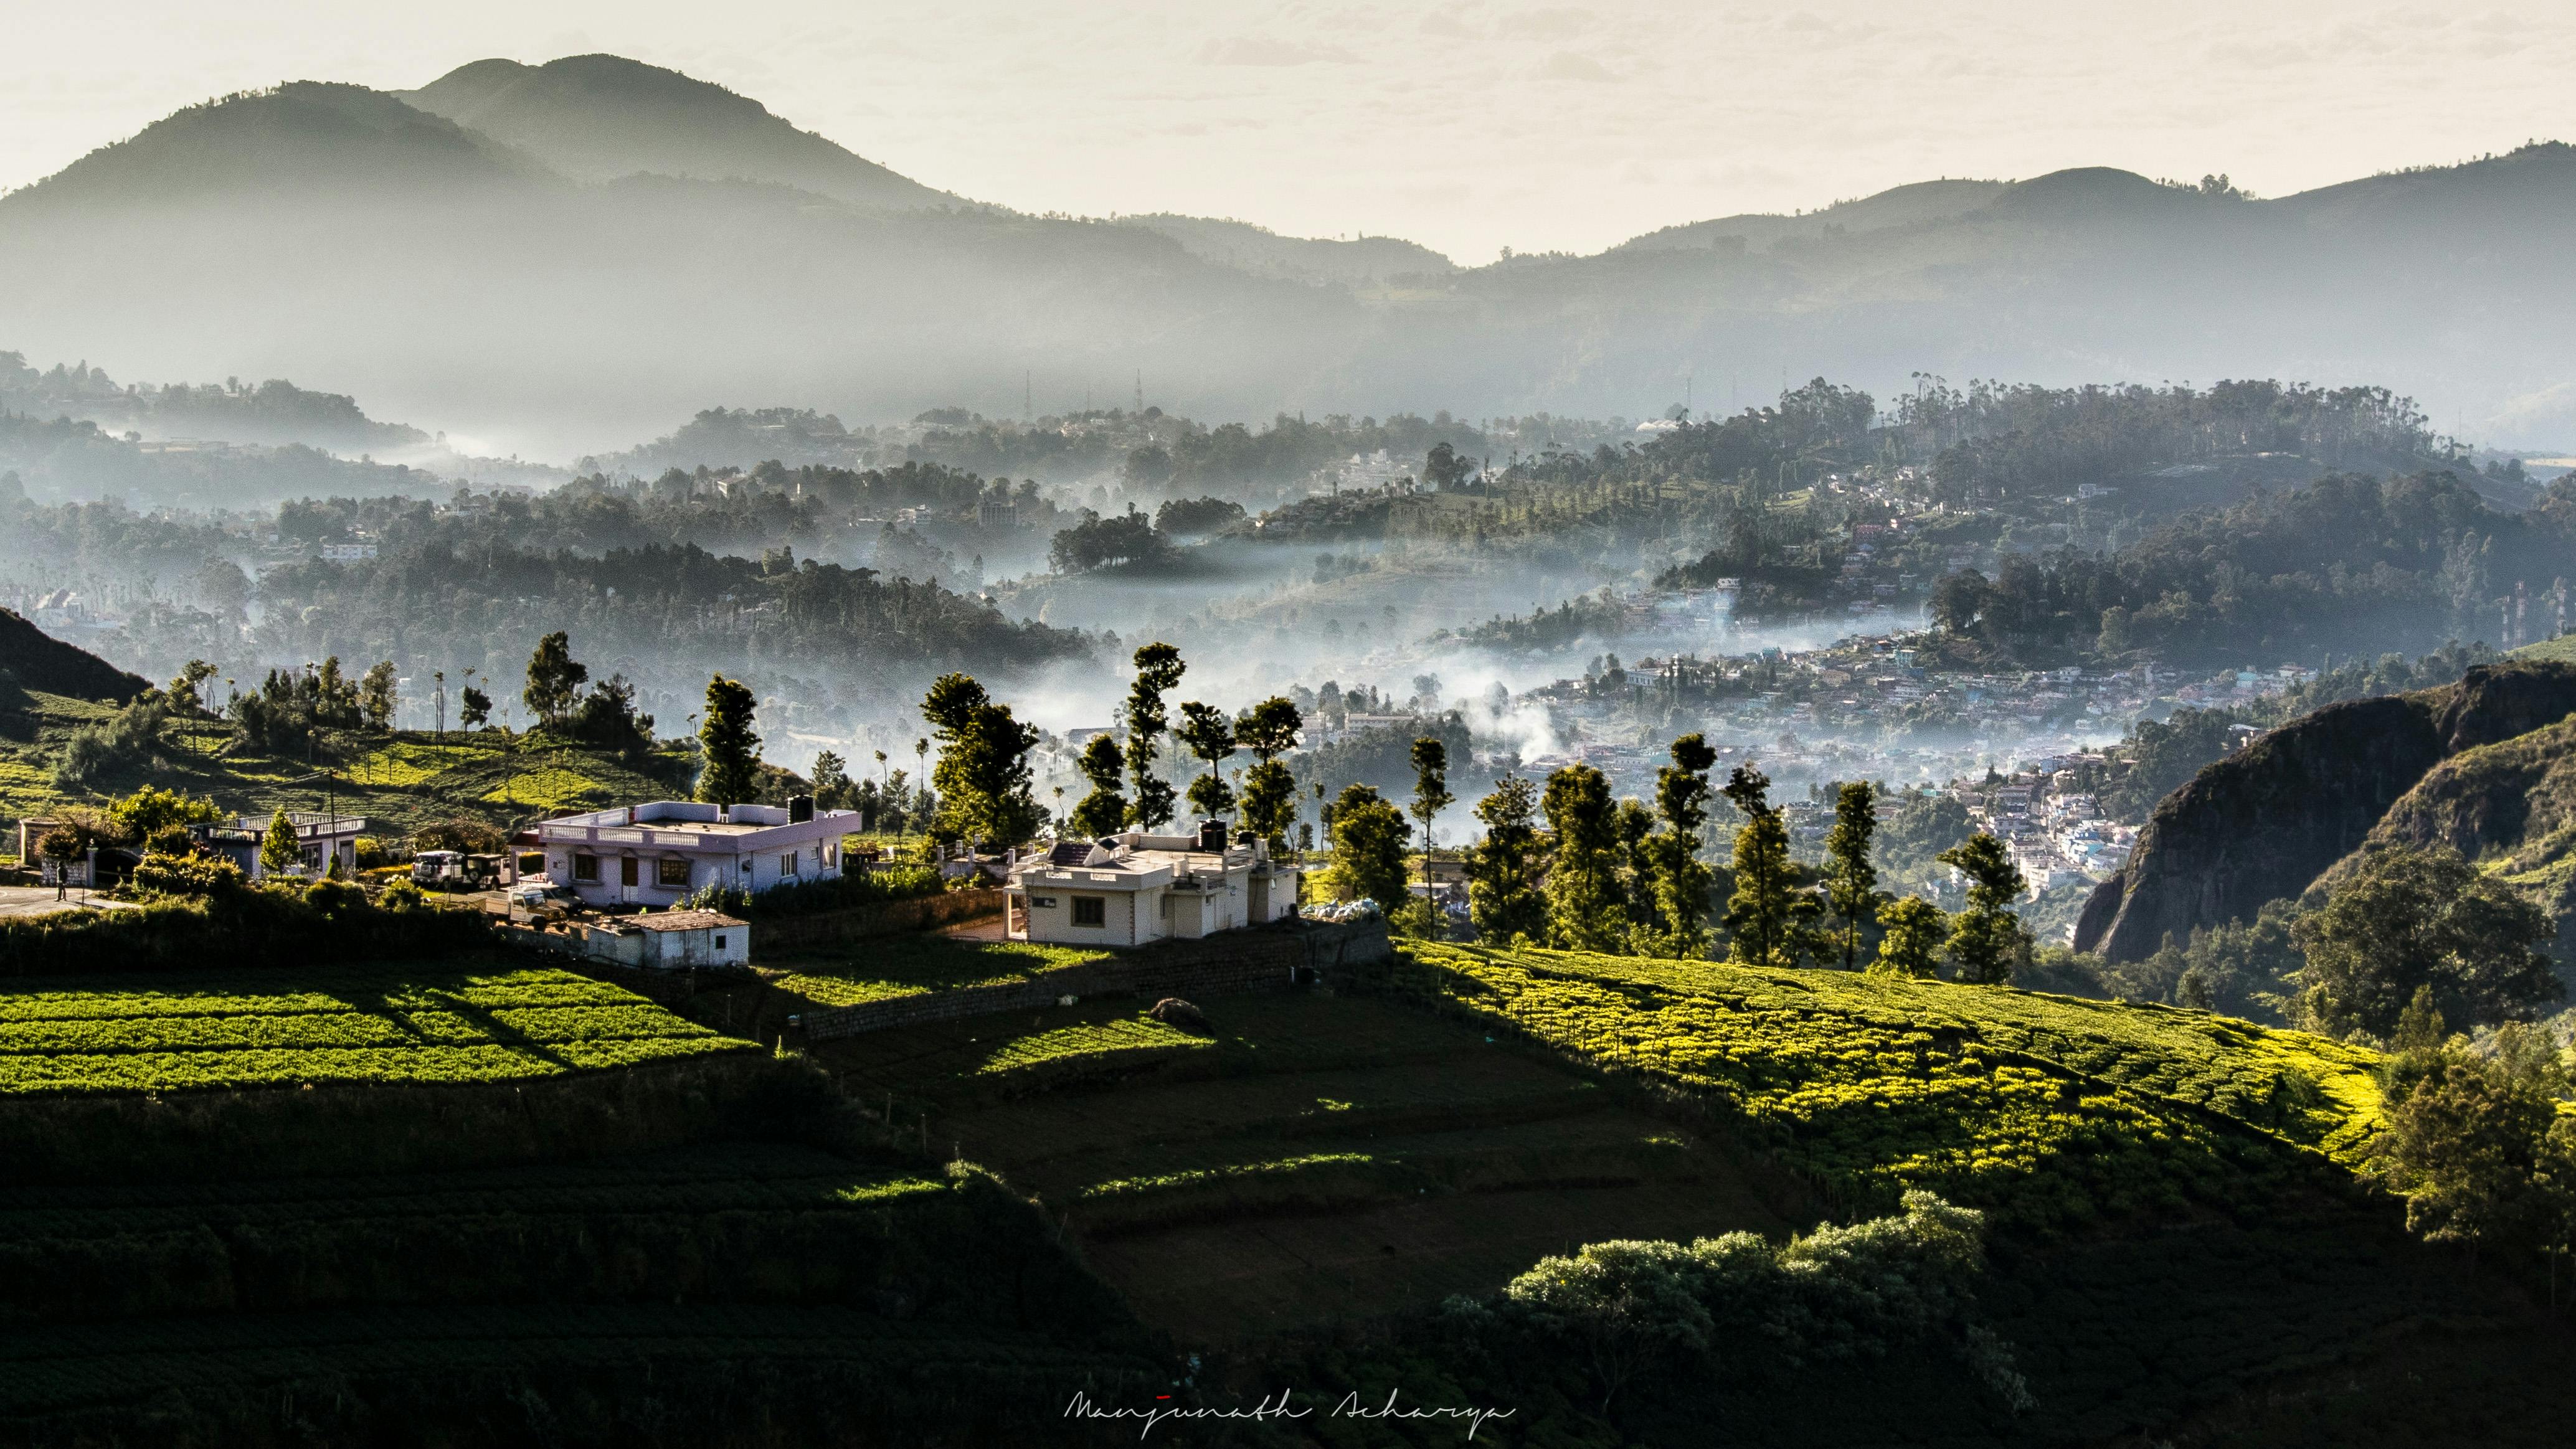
[795,919,1392,1041]
[751,889,1003,956]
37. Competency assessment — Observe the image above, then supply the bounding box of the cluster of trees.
[1931,471,2575,666]
[1896,378,2438,504]
[1407,739,2035,979]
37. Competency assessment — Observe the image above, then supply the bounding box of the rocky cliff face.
[2075,663,2576,961]
[2337,714,2576,911]
[0,610,148,703]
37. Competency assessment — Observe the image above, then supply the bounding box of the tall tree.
[458,686,491,732]
[1124,643,1185,830]
[521,631,588,730]
[1872,897,1951,978]
[2377,1022,2564,1273]
[1543,763,1624,953]
[1068,734,1130,838]
[1176,701,1238,821]
[1636,734,1720,959]
[258,806,300,877]
[1938,834,2030,985]
[696,674,762,806]
[1325,782,1411,911]
[1721,765,1797,968]
[358,661,398,733]
[922,673,1044,847]
[1467,774,1546,945]
[1821,781,1884,969]
[810,751,852,811]
[1235,697,1304,851]
[1408,736,1453,890]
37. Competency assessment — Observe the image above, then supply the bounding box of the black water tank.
[1196,819,1227,851]
[788,795,814,823]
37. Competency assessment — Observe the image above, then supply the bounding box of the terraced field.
[0,962,751,1094]
[823,989,1809,1343]
[764,937,1113,1009]
[1393,943,2385,1227]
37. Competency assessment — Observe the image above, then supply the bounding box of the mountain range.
[3,54,2573,458]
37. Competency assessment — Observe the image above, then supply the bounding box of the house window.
[1071,895,1106,927]
[714,935,726,950]
[783,849,800,876]
[656,857,691,887]
[572,853,600,883]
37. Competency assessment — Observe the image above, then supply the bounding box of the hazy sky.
[9,1,2573,263]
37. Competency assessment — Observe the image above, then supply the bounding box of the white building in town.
[1003,824,1301,948]
[531,800,858,909]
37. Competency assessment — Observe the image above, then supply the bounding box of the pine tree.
[1938,833,2030,985]
[1542,763,1624,953]
[358,661,399,732]
[696,675,762,806]
[1325,783,1411,910]
[1467,774,1546,945]
[1068,734,1129,838]
[1124,643,1185,830]
[1821,781,1884,969]
[1409,735,1453,889]
[1636,734,1720,958]
[922,673,1044,847]
[810,751,852,811]
[1721,766,1798,968]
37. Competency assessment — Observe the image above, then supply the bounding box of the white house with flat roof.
[531,800,856,909]
[1003,823,1300,948]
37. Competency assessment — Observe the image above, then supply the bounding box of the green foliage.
[1492,1191,2024,1411]
[1635,734,1720,959]
[680,861,942,921]
[1048,504,1172,573]
[1873,896,1951,979]
[258,807,298,876]
[1406,734,1451,865]
[1467,774,1545,945]
[53,695,168,788]
[0,962,745,1092]
[519,630,587,729]
[1325,783,1411,910]
[1875,789,1974,884]
[808,750,851,811]
[107,785,222,841]
[1821,780,1883,969]
[1938,834,2030,985]
[1175,700,1235,820]
[2294,842,2562,1039]
[358,660,397,732]
[694,674,761,806]
[457,685,490,730]
[764,937,1109,1009]
[1392,942,2385,1227]
[1542,763,1623,953]
[1066,734,1128,839]
[2107,707,2247,821]
[921,673,1043,846]
[1722,765,1799,968]
[2373,1016,2573,1268]
[1123,643,1183,830]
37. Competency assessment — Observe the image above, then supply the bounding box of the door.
[619,856,639,904]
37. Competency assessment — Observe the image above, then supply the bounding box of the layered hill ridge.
[2076,662,2576,962]
[400,54,955,211]
[6,57,2575,450]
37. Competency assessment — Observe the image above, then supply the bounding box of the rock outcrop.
[2076,663,2576,961]
[0,610,148,703]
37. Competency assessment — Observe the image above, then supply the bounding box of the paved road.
[0,886,137,919]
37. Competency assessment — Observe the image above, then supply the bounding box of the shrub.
[683,862,945,921]
[0,877,490,975]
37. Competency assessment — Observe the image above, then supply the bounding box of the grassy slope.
[817,988,1811,1344]
[0,689,688,841]
[0,962,1162,1445]
[1395,942,2383,1227]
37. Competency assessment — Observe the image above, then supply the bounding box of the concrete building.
[531,799,857,909]
[1003,823,1301,948]
[187,813,366,880]
[560,909,752,969]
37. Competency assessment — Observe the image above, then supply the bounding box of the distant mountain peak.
[400,53,954,210]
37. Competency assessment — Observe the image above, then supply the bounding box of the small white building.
[1003,823,1301,948]
[532,800,858,909]
[574,909,752,969]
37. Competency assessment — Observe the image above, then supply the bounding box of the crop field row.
[766,938,1113,1009]
[1395,943,2379,1228]
[0,964,749,1095]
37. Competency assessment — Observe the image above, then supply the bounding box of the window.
[656,857,691,888]
[782,849,800,876]
[572,853,600,883]
[1071,895,1106,927]
[714,935,726,950]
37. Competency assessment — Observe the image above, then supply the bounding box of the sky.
[7,1,2574,263]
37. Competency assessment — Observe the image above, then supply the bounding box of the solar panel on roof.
[1049,841,1092,867]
